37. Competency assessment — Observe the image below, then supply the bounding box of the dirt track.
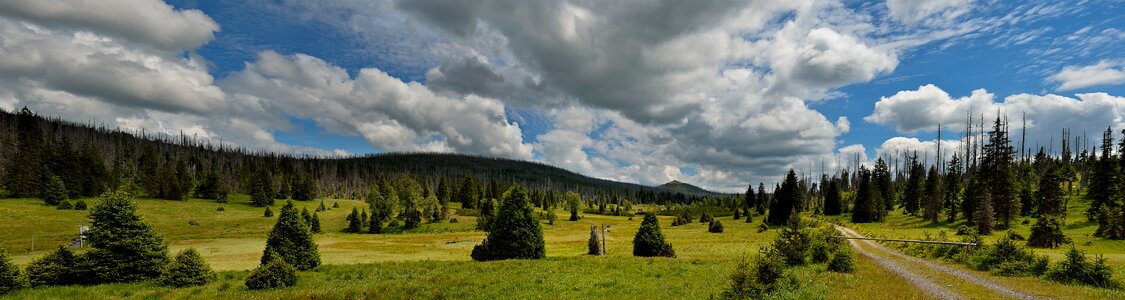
[835,225,1049,300]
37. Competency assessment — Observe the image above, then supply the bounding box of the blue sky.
[2,0,1123,191]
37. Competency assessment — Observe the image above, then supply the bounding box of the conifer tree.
[24,246,80,286]
[84,190,169,283]
[42,174,67,206]
[1087,127,1117,223]
[823,179,842,216]
[923,166,943,222]
[471,184,545,261]
[262,201,319,270]
[852,167,881,223]
[902,155,924,216]
[756,183,768,216]
[945,155,963,221]
[5,108,44,198]
[983,116,1019,229]
[346,208,362,233]
[310,212,322,233]
[744,183,756,214]
[767,170,800,225]
[0,247,23,294]
[874,158,894,213]
[245,250,297,290]
[633,212,675,257]
[457,175,480,209]
[301,208,313,225]
[975,191,995,235]
[360,209,369,228]
[264,206,273,217]
[249,171,274,207]
[566,192,582,221]
[159,248,216,287]
[477,198,497,231]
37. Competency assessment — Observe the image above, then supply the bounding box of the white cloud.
[0,0,219,51]
[865,84,995,133]
[222,51,534,159]
[886,0,971,25]
[1048,61,1125,91]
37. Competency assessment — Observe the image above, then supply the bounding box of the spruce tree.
[983,116,1019,229]
[756,183,768,216]
[874,158,895,213]
[852,167,881,223]
[262,201,319,270]
[767,170,800,225]
[945,155,963,221]
[346,207,362,233]
[42,175,67,206]
[5,107,44,198]
[310,213,321,233]
[245,250,297,290]
[457,175,480,209]
[902,155,924,216]
[633,212,675,257]
[83,190,169,283]
[264,206,274,217]
[159,248,216,287]
[471,184,545,261]
[823,179,842,216]
[249,172,274,207]
[923,166,943,222]
[24,246,81,286]
[1087,127,1117,223]
[0,247,23,294]
[744,183,756,215]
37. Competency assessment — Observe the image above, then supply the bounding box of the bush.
[1045,247,1118,288]
[83,190,168,283]
[633,213,675,257]
[25,246,83,286]
[809,240,832,264]
[160,248,216,287]
[722,251,784,299]
[264,206,274,217]
[216,207,225,212]
[262,201,320,270]
[757,222,769,233]
[967,236,1046,276]
[450,218,459,223]
[245,252,297,290]
[772,221,810,266]
[1027,216,1069,248]
[827,245,856,273]
[955,225,973,235]
[709,220,724,233]
[0,247,24,294]
[56,200,73,210]
[73,200,87,210]
[471,185,545,261]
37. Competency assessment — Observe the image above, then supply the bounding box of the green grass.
[2,194,1123,299]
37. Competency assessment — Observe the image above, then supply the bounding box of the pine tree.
[262,201,319,270]
[632,212,675,257]
[311,212,322,233]
[301,208,313,225]
[923,166,943,222]
[983,116,1019,229]
[194,172,221,200]
[457,175,480,209]
[42,174,67,206]
[264,206,274,217]
[756,183,768,216]
[744,183,756,214]
[478,198,498,231]
[767,170,801,225]
[83,190,169,283]
[249,171,274,207]
[245,250,297,290]
[852,167,881,223]
[874,158,895,213]
[1087,127,1117,223]
[159,248,216,287]
[360,209,369,228]
[823,179,842,216]
[945,155,963,221]
[903,155,924,216]
[0,247,23,294]
[471,184,545,261]
[346,207,362,233]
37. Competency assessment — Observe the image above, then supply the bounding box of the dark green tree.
[632,213,675,257]
[923,166,943,222]
[767,170,800,225]
[744,183,756,214]
[249,171,274,207]
[346,208,362,233]
[1087,127,1117,223]
[945,155,963,221]
[471,184,545,261]
[874,158,895,213]
[83,190,168,283]
[262,201,319,270]
[823,179,842,216]
[457,175,480,209]
[983,116,1019,229]
[42,174,67,206]
[756,183,768,216]
[902,154,924,216]
[709,220,725,233]
[310,213,321,233]
[24,246,81,286]
[245,250,297,290]
[5,108,44,198]
[0,247,24,294]
[264,206,274,217]
[159,248,216,287]
[477,198,498,231]
[193,172,221,200]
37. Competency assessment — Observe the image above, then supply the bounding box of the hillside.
[658,180,728,197]
[0,108,724,201]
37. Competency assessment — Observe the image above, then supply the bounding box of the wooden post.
[600,225,607,255]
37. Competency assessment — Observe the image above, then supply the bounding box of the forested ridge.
[0,108,720,204]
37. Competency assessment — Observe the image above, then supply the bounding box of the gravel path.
[835,225,1050,300]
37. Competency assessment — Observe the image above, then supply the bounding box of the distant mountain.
[658,180,728,197]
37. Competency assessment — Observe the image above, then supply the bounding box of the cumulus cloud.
[867,84,1125,166]
[222,51,534,159]
[0,0,219,51]
[1048,60,1125,91]
[886,0,972,25]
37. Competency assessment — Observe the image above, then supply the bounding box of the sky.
[1,0,1123,192]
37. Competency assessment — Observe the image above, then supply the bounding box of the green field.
[1,195,1123,299]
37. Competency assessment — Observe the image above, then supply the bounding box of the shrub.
[772,221,810,266]
[709,220,725,233]
[955,225,973,235]
[25,246,82,286]
[83,190,168,283]
[73,200,87,210]
[722,250,785,299]
[1045,247,1118,288]
[332,202,340,208]
[450,218,459,223]
[757,222,769,233]
[1027,216,1069,248]
[809,240,831,264]
[263,206,274,217]
[0,247,24,294]
[160,248,216,287]
[245,252,297,290]
[216,207,225,212]
[633,213,675,257]
[56,200,73,210]
[827,245,856,273]
[262,201,320,270]
[42,175,67,206]
[967,236,1046,276]
[1005,230,1025,241]
[471,185,545,261]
